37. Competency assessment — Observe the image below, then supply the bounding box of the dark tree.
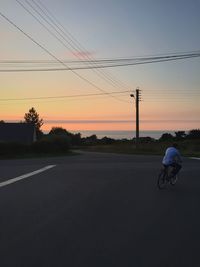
[101,136,115,145]
[49,127,69,136]
[24,107,44,139]
[175,131,186,140]
[49,127,81,146]
[187,129,200,139]
[159,133,174,141]
[71,133,82,146]
[82,134,98,145]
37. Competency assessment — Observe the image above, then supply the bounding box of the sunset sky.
[0,0,200,135]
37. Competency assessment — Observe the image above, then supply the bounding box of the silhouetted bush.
[0,142,29,156]
[49,127,69,135]
[159,133,174,141]
[187,129,200,139]
[139,137,155,143]
[175,131,186,140]
[32,136,70,154]
[100,136,116,145]
[48,127,82,146]
[81,135,99,146]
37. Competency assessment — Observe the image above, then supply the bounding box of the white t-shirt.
[162,147,181,165]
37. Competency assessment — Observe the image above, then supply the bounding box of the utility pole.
[130,87,141,148]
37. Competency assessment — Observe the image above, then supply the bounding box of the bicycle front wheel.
[157,170,168,189]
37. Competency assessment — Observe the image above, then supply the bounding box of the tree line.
[159,130,200,141]
[0,107,199,155]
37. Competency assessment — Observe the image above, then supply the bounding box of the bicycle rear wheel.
[170,174,178,185]
[157,170,168,189]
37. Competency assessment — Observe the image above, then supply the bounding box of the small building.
[0,123,36,144]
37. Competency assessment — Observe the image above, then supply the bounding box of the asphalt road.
[0,151,199,267]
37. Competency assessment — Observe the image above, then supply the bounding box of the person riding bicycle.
[162,143,182,178]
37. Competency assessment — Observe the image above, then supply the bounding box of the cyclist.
[162,143,182,178]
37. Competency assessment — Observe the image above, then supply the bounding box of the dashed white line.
[0,165,56,188]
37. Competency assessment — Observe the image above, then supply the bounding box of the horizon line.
[4,119,200,124]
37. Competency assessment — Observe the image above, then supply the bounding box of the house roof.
[0,123,36,144]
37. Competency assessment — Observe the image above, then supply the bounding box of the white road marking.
[190,157,200,160]
[0,165,56,188]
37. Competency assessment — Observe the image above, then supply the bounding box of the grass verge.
[81,140,200,157]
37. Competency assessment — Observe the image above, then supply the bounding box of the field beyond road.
[0,151,199,266]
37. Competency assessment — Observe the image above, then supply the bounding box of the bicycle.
[157,165,179,189]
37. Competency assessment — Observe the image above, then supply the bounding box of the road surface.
[0,151,199,266]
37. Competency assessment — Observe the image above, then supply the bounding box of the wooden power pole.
[131,87,141,148]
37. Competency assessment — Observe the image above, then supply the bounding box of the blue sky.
[0,0,200,132]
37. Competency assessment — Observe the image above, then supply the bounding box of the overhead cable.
[17,0,130,92]
[0,53,199,72]
[31,0,131,91]
[0,90,132,101]
[0,10,128,103]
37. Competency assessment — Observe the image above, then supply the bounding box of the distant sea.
[70,130,176,140]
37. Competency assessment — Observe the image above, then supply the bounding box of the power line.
[31,0,131,91]
[0,10,128,103]
[0,90,131,101]
[1,50,200,64]
[1,53,199,72]
[17,0,130,93]
[1,51,200,64]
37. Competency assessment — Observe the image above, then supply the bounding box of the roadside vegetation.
[0,127,199,159]
[0,108,199,158]
[0,135,72,159]
[80,129,200,157]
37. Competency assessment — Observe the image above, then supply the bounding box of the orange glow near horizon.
[0,60,199,133]
[2,97,199,134]
[1,1,200,138]
[40,120,199,133]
